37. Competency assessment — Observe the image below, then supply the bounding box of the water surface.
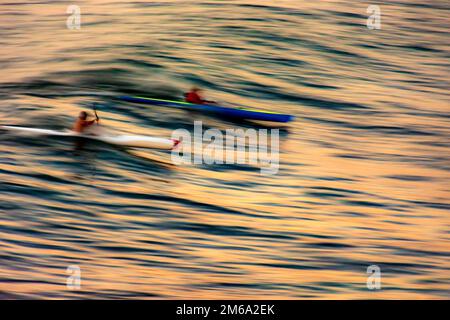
[0,0,449,299]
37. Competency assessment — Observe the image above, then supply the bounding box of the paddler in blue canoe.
[184,87,216,105]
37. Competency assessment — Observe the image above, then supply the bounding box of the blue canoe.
[118,96,294,123]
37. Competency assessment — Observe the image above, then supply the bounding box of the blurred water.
[0,0,449,299]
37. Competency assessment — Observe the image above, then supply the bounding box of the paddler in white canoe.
[73,110,99,133]
[1,107,180,150]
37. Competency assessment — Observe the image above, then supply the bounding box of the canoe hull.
[118,96,294,123]
[1,126,178,150]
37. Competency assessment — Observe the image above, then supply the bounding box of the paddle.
[92,103,100,123]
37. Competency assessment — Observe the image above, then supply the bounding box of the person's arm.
[83,119,96,127]
[199,93,216,104]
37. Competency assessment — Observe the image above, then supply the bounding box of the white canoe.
[1,126,180,150]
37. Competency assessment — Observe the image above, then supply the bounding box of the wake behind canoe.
[118,96,294,123]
